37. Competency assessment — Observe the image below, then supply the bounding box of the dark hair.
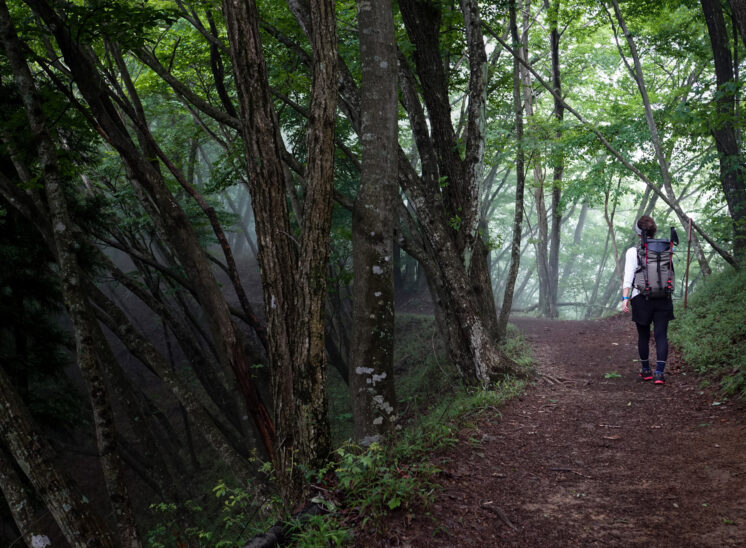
[637,215,657,238]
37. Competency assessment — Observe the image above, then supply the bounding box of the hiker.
[621,215,675,385]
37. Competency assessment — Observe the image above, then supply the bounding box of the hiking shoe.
[653,371,666,385]
[639,368,653,381]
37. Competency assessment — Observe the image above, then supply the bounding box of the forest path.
[367,314,746,547]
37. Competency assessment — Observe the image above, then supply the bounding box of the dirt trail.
[368,315,746,547]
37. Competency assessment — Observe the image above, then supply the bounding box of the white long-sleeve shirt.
[623,246,640,298]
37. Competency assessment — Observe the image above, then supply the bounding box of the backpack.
[633,227,679,299]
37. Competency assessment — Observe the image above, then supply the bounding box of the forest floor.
[363,314,746,547]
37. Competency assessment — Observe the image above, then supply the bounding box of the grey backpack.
[633,228,678,299]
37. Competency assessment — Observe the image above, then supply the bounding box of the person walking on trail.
[621,215,675,385]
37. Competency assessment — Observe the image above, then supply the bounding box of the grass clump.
[670,266,746,401]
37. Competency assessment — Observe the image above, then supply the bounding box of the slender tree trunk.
[460,0,490,259]
[730,0,746,48]
[547,0,564,318]
[702,0,746,264]
[559,202,587,294]
[519,0,551,318]
[497,0,526,339]
[586,211,613,319]
[350,0,398,443]
[603,176,623,282]
[289,0,337,499]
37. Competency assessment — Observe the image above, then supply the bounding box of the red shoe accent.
[654,379,665,385]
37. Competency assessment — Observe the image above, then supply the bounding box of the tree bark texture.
[460,0,490,256]
[291,0,337,487]
[0,443,50,548]
[470,221,499,338]
[350,0,398,442]
[701,0,746,264]
[222,0,336,503]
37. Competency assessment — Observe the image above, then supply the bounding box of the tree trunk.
[518,0,551,318]
[547,0,564,318]
[460,0,490,255]
[395,5,514,382]
[470,221,499,338]
[350,0,398,443]
[222,0,336,504]
[497,0,526,340]
[729,0,746,50]
[586,214,613,319]
[702,0,746,264]
[0,366,115,546]
[559,202,587,292]
[0,444,50,548]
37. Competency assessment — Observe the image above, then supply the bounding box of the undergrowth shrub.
[145,480,280,548]
[670,266,746,401]
[289,323,532,545]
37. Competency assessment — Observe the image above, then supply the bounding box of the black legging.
[636,321,669,364]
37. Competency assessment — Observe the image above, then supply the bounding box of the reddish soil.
[365,315,746,547]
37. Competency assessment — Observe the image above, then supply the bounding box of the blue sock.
[656,361,665,373]
[641,359,650,370]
